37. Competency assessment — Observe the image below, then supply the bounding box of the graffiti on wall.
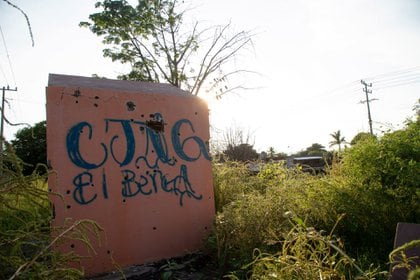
[66,113,210,207]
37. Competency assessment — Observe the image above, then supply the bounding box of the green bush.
[237,217,384,280]
[341,119,419,207]
[213,162,269,212]
[210,117,419,278]
[335,119,420,263]
[211,191,289,273]
[211,162,343,276]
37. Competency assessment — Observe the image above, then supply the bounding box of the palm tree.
[329,130,347,152]
[268,146,276,159]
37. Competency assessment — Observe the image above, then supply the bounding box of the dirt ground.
[86,252,221,280]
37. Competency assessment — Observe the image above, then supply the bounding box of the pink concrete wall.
[46,74,215,276]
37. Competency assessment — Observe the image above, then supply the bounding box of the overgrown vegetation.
[1,116,418,279]
[0,142,102,279]
[209,117,419,279]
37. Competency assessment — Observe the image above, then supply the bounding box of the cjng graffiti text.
[66,115,209,207]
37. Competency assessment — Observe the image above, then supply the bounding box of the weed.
[210,159,405,278]
[389,239,420,279]
[233,215,385,280]
[0,142,102,279]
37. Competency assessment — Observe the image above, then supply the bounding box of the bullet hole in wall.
[126,101,136,111]
[146,119,164,132]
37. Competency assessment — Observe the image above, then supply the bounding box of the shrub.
[211,191,290,273]
[210,162,341,276]
[234,216,384,280]
[335,119,420,263]
[341,119,419,209]
[209,117,419,278]
[213,162,269,212]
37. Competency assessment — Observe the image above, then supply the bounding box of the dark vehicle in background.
[287,156,326,173]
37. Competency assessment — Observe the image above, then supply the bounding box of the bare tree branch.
[81,0,255,98]
[3,0,34,46]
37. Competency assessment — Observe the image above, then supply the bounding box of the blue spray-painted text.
[66,115,210,207]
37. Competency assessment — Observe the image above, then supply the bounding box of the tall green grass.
[230,215,384,280]
[210,150,418,279]
[0,142,102,279]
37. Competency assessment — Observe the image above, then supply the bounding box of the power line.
[364,65,420,81]
[0,62,8,85]
[305,80,360,103]
[361,66,420,92]
[0,24,17,87]
[320,80,360,96]
[295,67,420,102]
[374,77,420,90]
[370,72,420,84]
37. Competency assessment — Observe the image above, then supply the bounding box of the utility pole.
[360,80,374,135]
[0,85,18,172]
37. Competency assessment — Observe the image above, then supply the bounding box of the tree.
[295,143,327,157]
[218,125,258,161]
[350,132,375,146]
[11,121,46,175]
[267,146,276,159]
[329,130,346,152]
[221,125,254,150]
[224,143,258,162]
[264,147,287,161]
[274,152,288,160]
[80,0,253,98]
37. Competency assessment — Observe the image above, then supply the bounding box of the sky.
[0,0,419,154]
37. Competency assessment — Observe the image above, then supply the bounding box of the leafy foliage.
[349,132,375,145]
[80,0,253,97]
[11,121,46,175]
[341,118,419,213]
[210,162,391,279]
[210,118,419,278]
[212,162,264,211]
[333,119,420,262]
